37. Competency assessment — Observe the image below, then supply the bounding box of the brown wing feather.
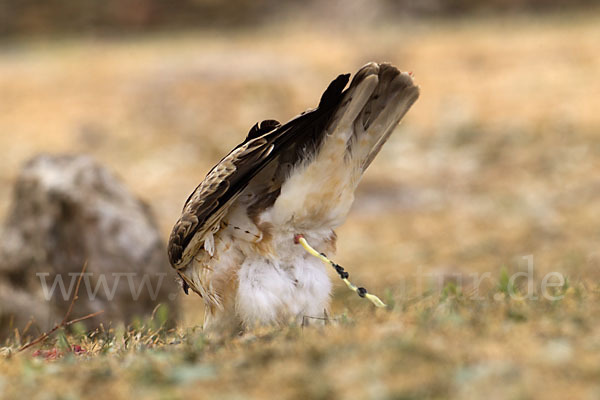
[168,135,271,268]
[168,73,351,268]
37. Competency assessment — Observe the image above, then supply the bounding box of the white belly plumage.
[191,225,336,330]
[235,235,333,327]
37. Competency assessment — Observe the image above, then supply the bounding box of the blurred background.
[2,0,600,313]
[1,0,600,398]
[2,0,600,317]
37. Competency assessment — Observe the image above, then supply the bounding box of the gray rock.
[0,154,179,339]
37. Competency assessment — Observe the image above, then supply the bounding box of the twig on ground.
[18,262,104,352]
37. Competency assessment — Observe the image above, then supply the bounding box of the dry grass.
[1,10,600,400]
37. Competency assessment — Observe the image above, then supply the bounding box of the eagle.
[168,62,419,332]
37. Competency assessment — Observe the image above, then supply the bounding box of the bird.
[168,62,419,333]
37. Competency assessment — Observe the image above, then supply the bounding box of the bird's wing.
[167,73,351,268]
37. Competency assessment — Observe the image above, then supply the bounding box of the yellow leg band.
[295,235,386,308]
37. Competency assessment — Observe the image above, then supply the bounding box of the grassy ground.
[1,10,600,400]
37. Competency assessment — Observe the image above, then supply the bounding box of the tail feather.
[343,63,420,171]
[334,74,379,141]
